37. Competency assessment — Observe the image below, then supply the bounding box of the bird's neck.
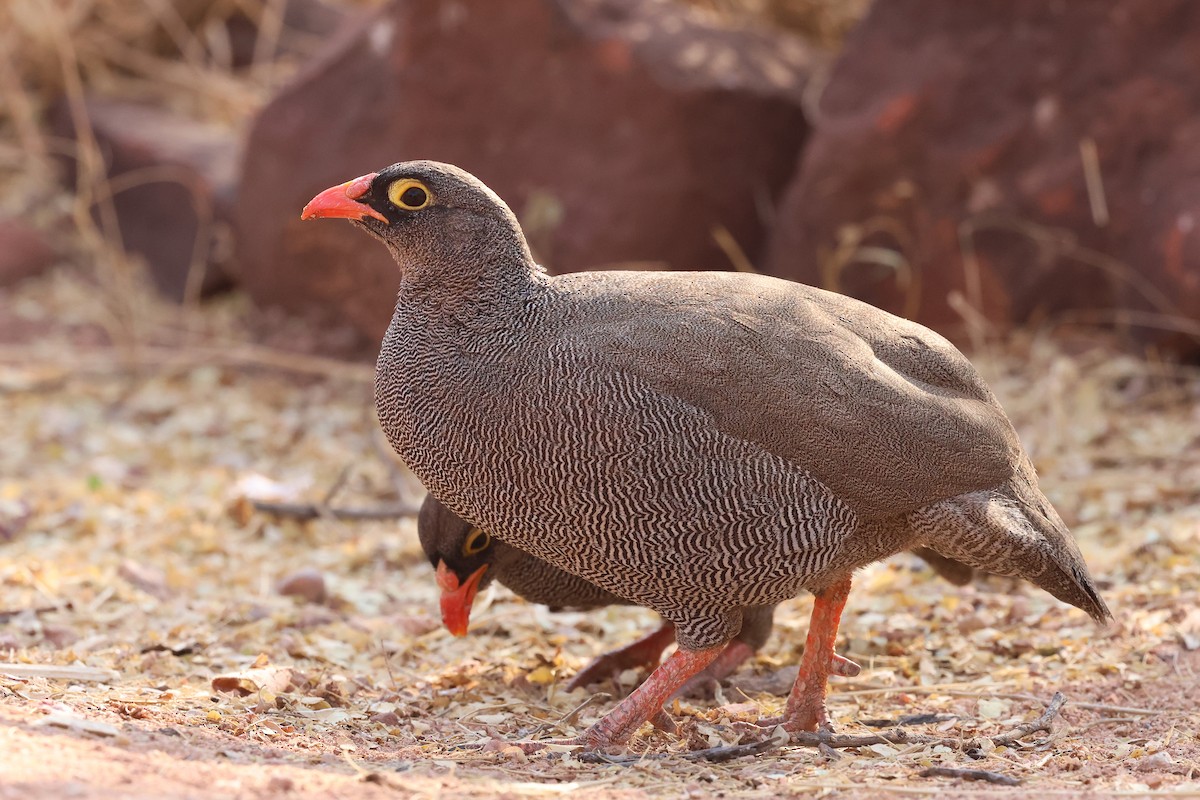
[389,238,546,325]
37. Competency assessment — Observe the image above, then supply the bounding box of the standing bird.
[302,162,1110,751]
[419,493,776,695]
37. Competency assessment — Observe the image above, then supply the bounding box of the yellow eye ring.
[462,527,490,557]
[387,179,432,211]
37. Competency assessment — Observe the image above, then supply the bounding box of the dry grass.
[683,0,869,46]
[1,0,292,356]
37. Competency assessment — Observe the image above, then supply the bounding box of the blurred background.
[4,0,1198,358]
[1,1,1198,796]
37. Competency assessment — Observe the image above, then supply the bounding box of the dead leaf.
[212,666,299,697]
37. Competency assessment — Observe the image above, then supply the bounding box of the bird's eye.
[387,179,431,211]
[461,527,490,557]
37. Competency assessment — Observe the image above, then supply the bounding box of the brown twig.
[919,766,1021,786]
[711,225,757,274]
[861,713,956,728]
[319,463,355,507]
[0,343,374,383]
[1074,716,1140,734]
[580,728,788,765]
[0,663,117,682]
[682,733,789,763]
[816,742,842,761]
[990,691,1067,748]
[377,638,399,694]
[0,30,49,164]
[557,692,1070,765]
[840,686,1163,717]
[751,691,1068,753]
[0,604,67,623]
[250,500,419,521]
[789,729,914,748]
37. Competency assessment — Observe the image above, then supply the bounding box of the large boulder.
[53,98,239,301]
[766,0,1200,356]
[234,0,815,339]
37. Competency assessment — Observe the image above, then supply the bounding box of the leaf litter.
[0,267,1198,798]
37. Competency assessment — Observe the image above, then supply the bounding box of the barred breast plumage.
[302,160,1111,751]
[418,494,775,694]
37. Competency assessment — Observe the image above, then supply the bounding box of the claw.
[578,645,723,749]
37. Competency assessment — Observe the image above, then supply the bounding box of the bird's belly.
[380,356,859,613]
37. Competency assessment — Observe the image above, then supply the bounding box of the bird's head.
[301,161,534,287]
[416,495,497,637]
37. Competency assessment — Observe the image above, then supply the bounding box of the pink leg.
[700,640,757,682]
[566,621,676,691]
[783,576,853,732]
[578,645,723,749]
[677,622,861,700]
[676,639,756,698]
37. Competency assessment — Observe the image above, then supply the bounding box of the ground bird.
[302,162,1111,751]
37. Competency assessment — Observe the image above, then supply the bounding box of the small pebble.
[40,624,78,648]
[499,745,528,762]
[1135,751,1175,772]
[266,775,295,793]
[276,569,327,604]
[119,560,171,599]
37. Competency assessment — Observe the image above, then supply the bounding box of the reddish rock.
[118,560,172,601]
[235,0,814,339]
[0,219,56,287]
[224,0,357,68]
[766,1,1200,357]
[276,568,328,605]
[54,98,239,301]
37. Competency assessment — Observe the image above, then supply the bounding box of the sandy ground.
[1,266,1198,798]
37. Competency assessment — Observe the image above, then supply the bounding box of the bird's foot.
[750,701,833,732]
[781,680,833,732]
[493,708,677,756]
[675,639,843,699]
[574,644,723,749]
[749,681,833,734]
[565,621,676,691]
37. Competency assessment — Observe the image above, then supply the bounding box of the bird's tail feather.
[910,467,1111,623]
